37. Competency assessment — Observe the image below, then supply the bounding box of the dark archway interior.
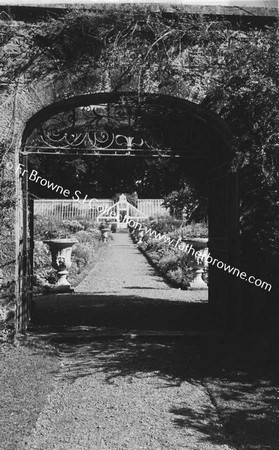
[19,92,235,332]
[28,155,209,199]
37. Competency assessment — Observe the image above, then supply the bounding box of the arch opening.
[16,92,239,333]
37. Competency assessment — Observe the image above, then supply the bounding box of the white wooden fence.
[34,198,169,221]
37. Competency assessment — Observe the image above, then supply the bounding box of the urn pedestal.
[100,228,110,243]
[137,229,145,244]
[183,238,208,290]
[43,239,78,292]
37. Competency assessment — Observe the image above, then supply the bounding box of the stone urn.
[183,238,208,290]
[43,238,78,292]
[137,228,145,244]
[100,227,110,243]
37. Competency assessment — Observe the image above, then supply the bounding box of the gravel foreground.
[22,337,235,450]
[2,335,279,450]
[2,233,279,450]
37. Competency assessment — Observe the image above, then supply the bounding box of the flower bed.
[132,219,208,290]
[33,216,107,293]
[137,238,194,290]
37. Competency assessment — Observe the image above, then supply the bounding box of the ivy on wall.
[0,6,278,293]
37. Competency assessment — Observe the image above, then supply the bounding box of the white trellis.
[34,197,169,221]
[97,194,147,228]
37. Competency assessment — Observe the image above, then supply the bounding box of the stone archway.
[16,92,239,332]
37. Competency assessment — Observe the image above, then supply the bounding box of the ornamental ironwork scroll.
[23,102,175,157]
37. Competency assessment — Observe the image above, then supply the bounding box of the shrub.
[72,243,91,269]
[167,268,190,289]
[33,215,99,240]
[147,251,161,263]
[181,222,208,238]
[158,254,181,273]
[34,215,83,240]
[146,239,168,253]
[78,220,99,231]
[75,230,101,244]
[202,267,209,285]
[33,241,57,292]
[148,217,185,234]
[138,218,208,242]
[63,220,84,233]
[164,222,208,242]
[34,215,67,240]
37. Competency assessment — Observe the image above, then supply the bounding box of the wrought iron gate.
[16,155,34,332]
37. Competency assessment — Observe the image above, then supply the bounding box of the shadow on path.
[31,293,215,332]
[29,292,279,449]
[31,331,279,450]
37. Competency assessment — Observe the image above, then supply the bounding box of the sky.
[0,0,277,7]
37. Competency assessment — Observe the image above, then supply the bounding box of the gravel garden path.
[75,232,208,302]
[32,232,211,331]
[25,233,237,450]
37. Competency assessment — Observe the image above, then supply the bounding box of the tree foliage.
[204,25,279,278]
[162,185,198,219]
[28,154,194,198]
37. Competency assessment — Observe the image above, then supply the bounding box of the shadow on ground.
[31,293,214,331]
[28,328,279,450]
[29,294,279,450]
